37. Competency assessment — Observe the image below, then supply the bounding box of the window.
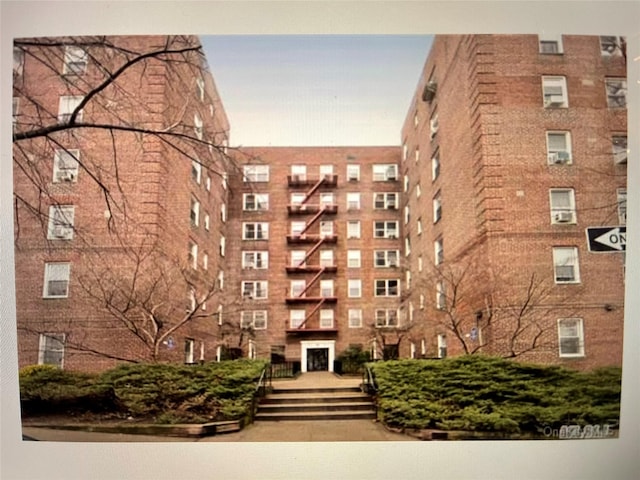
[290,280,306,297]
[188,241,198,269]
[542,76,568,108]
[372,164,398,181]
[550,189,576,224]
[347,164,360,181]
[220,204,226,223]
[558,318,584,357]
[547,132,572,164]
[242,281,268,299]
[243,222,269,240]
[416,183,422,198]
[204,213,210,231]
[290,250,306,267]
[243,165,269,182]
[47,205,75,240]
[241,311,267,330]
[320,193,334,208]
[436,281,446,309]
[63,46,88,75]
[13,47,24,76]
[193,114,203,139]
[413,110,419,127]
[191,160,202,183]
[419,294,425,309]
[219,236,226,256]
[221,172,227,190]
[433,194,442,223]
[12,97,19,126]
[248,340,256,359]
[402,142,408,161]
[217,305,223,325]
[320,280,334,298]
[206,176,211,191]
[58,96,83,123]
[375,309,398,327]
[430,112,439,138]
[320,221,334,237]
[348,279,362,298]
[539,34,563,54]
[347,250,361,268]
[374,250,399,268]
[243,193,269,211]
[347,193,361,211]
[406,270,412,290]
[290,310,305,329]
[38,333,65,367]
[605,78,627,108]
[203,253,208,270]
[190,197,200,227]
[196,77,205,101]
[290,221,306,236]
[404,206,410,225]
[319,165,334,178]
[374,221,398,239]
[320,309,334,328]
[288,192,304,206]
[347,221,361,239]
[600,36,623,55]
[553,247,580,283]
[434,238,444,265]
[218,270,224,290]
[375,279,399,297]
[415,147,420,163]
[417,218,423,236]
[348,309,362,328]
[184,339,195,364]
[437,334,447,358]
[373,193,398,210]
[404,236,411,256]
[243,251,269,269]
[43,263,70,298]
[309,250,329,269]
[617,189,627,225]
[612,135,628,165]
[403,175,409,193]
[291,165,307,181]
[432,150,440,180]
[418,255,423,272]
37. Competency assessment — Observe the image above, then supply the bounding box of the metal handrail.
[362,364,378,394]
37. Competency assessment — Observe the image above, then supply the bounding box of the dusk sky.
[200,35,434,147]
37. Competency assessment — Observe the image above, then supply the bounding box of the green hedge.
[370,356,621,434]
[20,360,268,424]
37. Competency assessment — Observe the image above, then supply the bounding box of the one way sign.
[586,227,626,252]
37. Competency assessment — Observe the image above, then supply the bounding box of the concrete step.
[258,402,375,413]
[255,410,377,421]
[262,393,370,404]
[270,386,362,395]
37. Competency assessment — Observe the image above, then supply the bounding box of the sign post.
[586,227,626,252]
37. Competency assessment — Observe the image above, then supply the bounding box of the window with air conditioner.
[58,95,83,123]
[347,220,361,239]
[617,189,627,225]
[558,318,584,357]
[432,150,440,180]
[553,247,580,284]
[62,46,88,75]
[373,192,398,210]
[320,221,334,237]
[290,165,307,182]
[243,222,268,240]
[606,78,627,108]
[242,281,268,299]
[372,164,398,182]
[375,279,399,297]
[290,221,305,237]
[348,279,362,298]
[347,164,360,181]
[346,193,360,211]
[47,205,75,240]
[243,251,268,269]
[542,76,568,108]
[538,34,563,54]
[600,36,624,56]
[348,309,362,328]
[374,250,399,268]
[243,193,269,211]
[320,193,334,208]
[433,194,442,223]
[374,221,398,239]
[375,309,398,327]
[347,250,361,268]
[243,165,269,182]
[612,135,628,165]
[38,333,65,367]
[241,311,267,330]
[43,263,71,298]
[550,189,576,224]
[546,132,572,164]
[320,165,334,180]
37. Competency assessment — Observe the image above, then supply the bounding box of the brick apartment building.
[13,34,627,372]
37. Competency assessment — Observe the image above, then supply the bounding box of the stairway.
[255,372,376,421]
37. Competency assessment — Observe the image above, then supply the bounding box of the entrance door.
[307,348,329,371]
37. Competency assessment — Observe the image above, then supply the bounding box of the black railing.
[270,361,301,378]
[362,364,378,395]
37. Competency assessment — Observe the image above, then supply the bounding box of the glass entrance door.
[307,348,329,371]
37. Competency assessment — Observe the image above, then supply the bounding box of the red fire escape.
[285,173,338,334]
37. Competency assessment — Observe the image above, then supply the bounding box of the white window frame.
[43,262,71,298]
[319,165,334,177]
[375,309,398,328]
[372,164,398,181]
[320,309,334,328]
[291,165,307,181]
[557,318,584,357]
[290,221,306,236]
[242,222,269,240]
[538,34,563,54]
[433,194,442,223]
[347,164,360,181]
[549,189,577,224]
[347,250,361,268]
[348,309,362,328]
[617,188,627,225]
[190,197,200,227]
[347,193,361,211]
[347,220,361,239]
[436,281,446,310]
[62,46,88,75]
[192,160,202,184]
[290,280,306,297]
[242,281,268,300]
[204,213,210,231]
[546,131,573,165]
[290,250,306,267]
[38,333,65,367]
[374,250,399,268]
[320,250,334,268]
[184,339,195,364]
[203,253,208,270]
[434,238,444,265]
[290,310,305,329]
[600,36,623,56]
[242,251,269,269]
[373,221,399,239]
[348,279,362,298]
[320,221,334,237]
[373,192,399,210]
[219,236,226,257]
[243,193,269,211]
[605,78,627,108]
[243,165,269,182]
[241,311,267,330]
[320,280,334,298]
[432,150,440,180]
[194,113,203,140]
[612,135,628,165]
[320,193,334,208]
[220,203,226,223]
[374,279,400,297]
[189,241,198,269]
[542,76,568,108]
[58,95,83,123]
[437,334,447,358]
[196,77,205,101]
[47,205,75,240]
[553,247,581,284]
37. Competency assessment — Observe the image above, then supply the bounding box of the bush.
[371,356,621,434]
[336,345,371,374]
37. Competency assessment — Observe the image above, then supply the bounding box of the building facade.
[13,34,626,372]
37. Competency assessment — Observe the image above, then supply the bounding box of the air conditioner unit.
[292,174,301,182]
[386,175,397,181]
[388,260,398,267]
[387,204,397,209]
[554,211,573,223]
[387,234,397,239]
[348,175,358,181]
[56,171,75,182]
[548,151,570,164]
[52,227,67,238]
[545,95,565,107]
[614,152,628,165]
